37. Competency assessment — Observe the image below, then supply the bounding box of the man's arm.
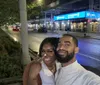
[27,62,41,85]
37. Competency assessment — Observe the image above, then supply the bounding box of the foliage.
[0,0,46,26]
[27,1,41,19]
[27,0,46,19]
[0,29,23,79]
[0,0,19,26]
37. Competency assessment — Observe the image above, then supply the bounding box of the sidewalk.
[52,30,100,40]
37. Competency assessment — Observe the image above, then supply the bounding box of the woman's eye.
[48,50,53,52]
[41,50,53,53]
[41,50,44,52]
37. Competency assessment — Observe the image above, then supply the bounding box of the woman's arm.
[27,62,41,85]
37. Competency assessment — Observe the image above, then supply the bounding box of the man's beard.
[56,51,74,63]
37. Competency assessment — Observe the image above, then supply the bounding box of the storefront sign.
[54,11,86,20]
[86,11,100,19]
[54,11,100,21]
[67,11,85,19]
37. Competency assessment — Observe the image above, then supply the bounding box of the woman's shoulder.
[30,61,42,72]
[28,61,42,79]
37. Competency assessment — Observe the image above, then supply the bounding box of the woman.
[23,37,60,85]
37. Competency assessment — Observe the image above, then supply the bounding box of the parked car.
[12,25,20,32]
[38,26,47,33]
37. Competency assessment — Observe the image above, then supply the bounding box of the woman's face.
[41,43,56,66]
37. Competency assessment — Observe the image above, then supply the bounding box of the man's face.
[56,36,78,63]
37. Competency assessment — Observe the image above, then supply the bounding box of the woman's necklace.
[49,65,56,74]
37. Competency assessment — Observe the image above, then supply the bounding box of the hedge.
[0,28,23,79]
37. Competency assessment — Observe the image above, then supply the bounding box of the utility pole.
[19,0,31,66]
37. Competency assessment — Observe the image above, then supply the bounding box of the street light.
[37,0,43,13]
[37,0,43,6]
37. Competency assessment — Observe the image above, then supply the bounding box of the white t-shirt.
[56,61,100,85]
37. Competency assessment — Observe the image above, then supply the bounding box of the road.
[4,28,100,71]
[77,38,100,70]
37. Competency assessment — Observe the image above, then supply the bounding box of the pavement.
[50,30,100,40]
[3,26,100,40]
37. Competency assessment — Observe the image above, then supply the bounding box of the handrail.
[0,76,22,84]
[29,48,38,56]
[29,48,38,60]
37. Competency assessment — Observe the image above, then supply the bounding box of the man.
[56,34,100,85]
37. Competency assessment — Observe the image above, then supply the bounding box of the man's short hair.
[62,34,78,47]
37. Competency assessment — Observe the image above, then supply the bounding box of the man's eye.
[65,44,70,46]
[58,43,61,46]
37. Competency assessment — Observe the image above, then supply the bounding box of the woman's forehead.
[43,43,53,48]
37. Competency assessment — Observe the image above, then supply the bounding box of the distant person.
[83,25,87,37]
[42,25,47,33]
[23,37,60,85]
[56,34,100,85]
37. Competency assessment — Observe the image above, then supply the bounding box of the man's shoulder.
[86,70,100,79]
[79,70,100,84]
[79,68,99,78]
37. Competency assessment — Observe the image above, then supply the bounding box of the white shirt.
[39,61,61,85]
[56,61,100,85]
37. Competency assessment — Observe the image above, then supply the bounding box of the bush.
[0,28,23,79]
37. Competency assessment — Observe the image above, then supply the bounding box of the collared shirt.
[40,61,61,85]
[56,61,100,85]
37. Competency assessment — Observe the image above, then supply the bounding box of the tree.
[0,29,23,78]
[0,0,19,26]
[0,0,47,26]
[27,1,41,19]
[27,0,45,20]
